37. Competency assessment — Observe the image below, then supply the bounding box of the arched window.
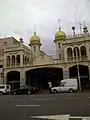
[73,47,80,57]
[59,54,61,59]
[23,55,24,64]
[34,46,36,52]
[7,56,10,66]
[12,55,15,66]
[67,47,73,58]
[58,43,60,49]
[27,57,29,62]
[16,55,20,65]
[80,46,87,56]
[25,56,27,63]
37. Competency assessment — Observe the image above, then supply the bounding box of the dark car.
[12,85,39,95]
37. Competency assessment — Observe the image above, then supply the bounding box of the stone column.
[86,44,90,60]
[64,48,67,63]
[3,41,7,68]
[72,50,75,62]
[3,53,7,68]
[79,48,82,61]
[4,71,7,84]
[20,69,25,86]
[63,67,69,79]
[0,68,3,84]
[20,51,23,67]
[10,56,12,68]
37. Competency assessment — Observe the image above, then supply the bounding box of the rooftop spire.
[34,24,36,35]
[79,22,82,34]
[84,20,86,27]
[58,18,61,31]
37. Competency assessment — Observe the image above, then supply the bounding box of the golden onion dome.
[30,32,40,44]
[55,28,66,40]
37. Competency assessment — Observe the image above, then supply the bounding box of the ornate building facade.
[0,24,90,89]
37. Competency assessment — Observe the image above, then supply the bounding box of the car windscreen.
[0,86,5,89]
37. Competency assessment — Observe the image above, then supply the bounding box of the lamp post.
[72,26,81,92]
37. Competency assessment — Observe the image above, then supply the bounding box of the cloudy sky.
[0,0,90,56]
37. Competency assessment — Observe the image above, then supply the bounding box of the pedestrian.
[48,81,52,93]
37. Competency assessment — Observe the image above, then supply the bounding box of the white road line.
[31,114,70,120]
[16,105,40,107]
[31,115,90,120]
[70,117,90,120]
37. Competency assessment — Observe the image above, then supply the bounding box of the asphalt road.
[0,92,90,120]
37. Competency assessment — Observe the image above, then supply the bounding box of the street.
[0,92,90,120]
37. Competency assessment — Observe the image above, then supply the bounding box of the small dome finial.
[20,37,23,43]
[58,18,61,31]
[34,24,36,35]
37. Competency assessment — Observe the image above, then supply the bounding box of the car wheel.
[0,91,3,95]
[53,89,57,93]
[13,92,16,95]
[69,89,74,93]
[28,91,31,95]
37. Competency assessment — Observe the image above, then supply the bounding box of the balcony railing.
[5,62,33,68]
[67,56,87,62]
[4,56,88,68]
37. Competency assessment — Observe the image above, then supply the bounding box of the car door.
[59,84,65,92]
[16,88,23,94]
[6,85,11,92]
[20,87,26,94]
[23,88,28,94]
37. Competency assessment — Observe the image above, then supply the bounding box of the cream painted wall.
[33,53,53,65]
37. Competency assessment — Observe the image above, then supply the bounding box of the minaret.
[54,19,66,60]
[29,24,42,58]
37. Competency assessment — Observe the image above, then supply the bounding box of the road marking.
[70,117,90,120]
[16,105,40,107]
[31,115,90,120]
[31,114,70,120]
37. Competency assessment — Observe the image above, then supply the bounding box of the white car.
[51,79,78,93]
[0,84,11,95]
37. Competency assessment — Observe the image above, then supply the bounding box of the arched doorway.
[26,67,63,90]
[69,65,89,88]
[7,71,20,90]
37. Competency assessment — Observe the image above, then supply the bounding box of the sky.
[0,0,90,56]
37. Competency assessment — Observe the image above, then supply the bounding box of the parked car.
[51,79,78,93]
[0,84,11,95]
[11,85,39,95]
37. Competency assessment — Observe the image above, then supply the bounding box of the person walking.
[48,81,52,93]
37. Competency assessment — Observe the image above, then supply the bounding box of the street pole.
[72,26,81,92]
